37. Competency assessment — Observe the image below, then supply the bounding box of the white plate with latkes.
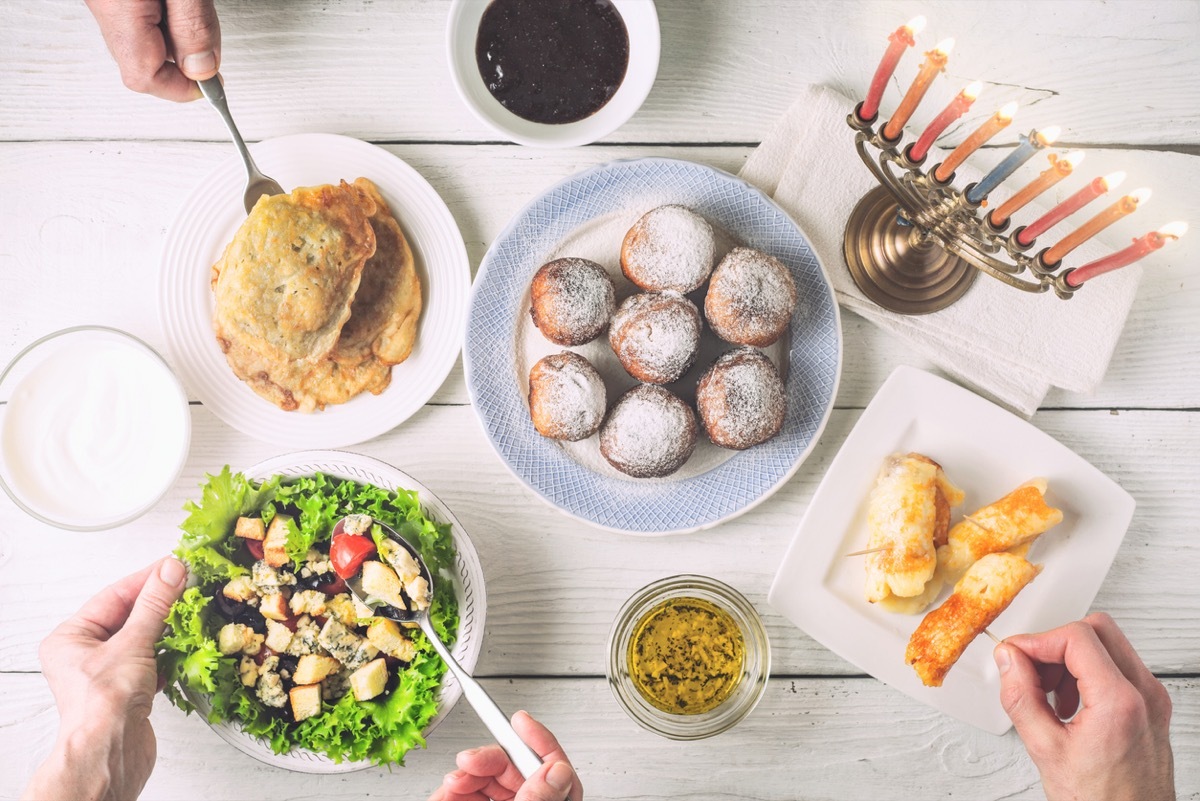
[159,133,469,449]
[464,158,842,535]
[180,450,486,773]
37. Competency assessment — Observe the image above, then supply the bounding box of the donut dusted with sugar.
[705,247,798,347]
[609,291,702,385]
[600,384,698,478]
[620,205,717,293]
[530,257,616,346]
[696,348,786,450]
[528,352,607,442]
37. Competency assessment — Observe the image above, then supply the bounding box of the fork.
[198,75,285,213]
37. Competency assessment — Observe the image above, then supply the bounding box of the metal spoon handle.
[198,75,266,181]
[420,617,544,779]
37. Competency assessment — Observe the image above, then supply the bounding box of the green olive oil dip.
[628,596,745,714]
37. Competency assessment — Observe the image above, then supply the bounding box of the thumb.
[515,761,575,801]
[995,643,1063,757]
[114,557,189,648]
[164,0,221,80]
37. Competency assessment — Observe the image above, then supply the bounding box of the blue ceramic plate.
[464,158,842,534]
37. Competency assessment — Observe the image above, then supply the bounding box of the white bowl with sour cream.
[0,327,191,530]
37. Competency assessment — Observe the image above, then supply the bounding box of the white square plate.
[768,365,1135,734]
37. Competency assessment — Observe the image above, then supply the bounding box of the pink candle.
[1066,222,1187,286]
[1017,171,1126,247]
[860,16,926,121]
[908,81,981,162]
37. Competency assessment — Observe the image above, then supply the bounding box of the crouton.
[235,516,266,541]
[264,514,292,568]
[289,684,322,722]
[349,658,389,701]
[361,561,407,610]
[293,654,341,685]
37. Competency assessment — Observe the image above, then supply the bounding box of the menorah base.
[843,186,978,315]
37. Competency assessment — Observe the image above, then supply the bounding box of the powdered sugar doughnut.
[608,291,701,385]
[600,384,697,478]
[696,348,786,450]
[620,205,717,293]
[530,258,616,346]
[528,352,607,442]
[704,247,797,347]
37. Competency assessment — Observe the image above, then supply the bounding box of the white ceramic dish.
[179,450,487,773]
[158,133,469,449]
[768,365,1135,734]
[445,0,660,148]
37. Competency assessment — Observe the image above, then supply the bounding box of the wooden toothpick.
[845,546,889,558]
[984,628,1003,645]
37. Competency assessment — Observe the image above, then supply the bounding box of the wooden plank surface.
[1,0,1199,146]
[1,142,1197,410]
[1,673,1197,801]
[2,406,1196,677]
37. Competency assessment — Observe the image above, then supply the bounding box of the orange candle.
[933,101,1017,181]
[988,151,1085,227]
[882,39,954,140]
[1066,222,1187,287]
[1043,188,1151,265]
[860,16,926,121]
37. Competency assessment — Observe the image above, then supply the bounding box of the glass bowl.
[0,326,191,530]
[607,574,770,740]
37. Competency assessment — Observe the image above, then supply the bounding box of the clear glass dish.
[607,574,770,740]
[0,326,191,531]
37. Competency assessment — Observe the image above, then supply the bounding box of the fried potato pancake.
[938,479,1063,579]
[329,178,422,368]
[906,552,1041,687]
[212,181,377,364]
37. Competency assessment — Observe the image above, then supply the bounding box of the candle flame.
[1130,188,1152,205]
[934,38,955,56]
[1158,221,1188,239]
[906,15,927,35]
[963,81,983,101]
[1063,151,1086,168]
[998,101,1018,121]
[1102,171,1127,191]
[1036,126,1062,146]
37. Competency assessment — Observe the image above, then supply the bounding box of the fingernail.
[182,51,216,76]
[546,762,573,792]
[994,645,1011,674]
[160,557,186,586]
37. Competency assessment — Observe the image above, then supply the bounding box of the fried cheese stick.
[864,453,964,604]
[905,552,1042,687]
[938,479,1063,579]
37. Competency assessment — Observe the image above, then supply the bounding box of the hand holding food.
[995,613,1175,801]
[430,711,583,801]
[22,558,188,801]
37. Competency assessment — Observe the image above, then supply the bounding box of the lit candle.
[1043,188,1152,265]
[1016,171,1126,247]
[934,101,1018,182]
[964,126,1061,205]
[908,82,982,162]
[1066,222,1187,287]
[860,16,927,121]
[988,151,1085,228]
[882,38,954,140]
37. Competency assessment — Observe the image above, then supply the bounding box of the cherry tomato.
[245,539,264,560]
[330,533,376,579]
[256,646,278,665]
[280,612,300,632]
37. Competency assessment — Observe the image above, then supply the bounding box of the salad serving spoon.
[197,75,285,214]
[335,515,544,779]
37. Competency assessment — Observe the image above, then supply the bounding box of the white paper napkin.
[740,85,1141,416]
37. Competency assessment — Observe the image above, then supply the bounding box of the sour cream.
[0,329,190,529]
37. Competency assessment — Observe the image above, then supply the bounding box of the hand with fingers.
[84,0,221,101]
[21,558,189,801]
[430,711,583,801]
[995,612,1176,801]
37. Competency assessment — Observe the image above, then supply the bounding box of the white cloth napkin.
[740,85,1141,416]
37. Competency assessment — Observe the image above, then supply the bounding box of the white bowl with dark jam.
[446,0,660,148]
[606,574,770,739]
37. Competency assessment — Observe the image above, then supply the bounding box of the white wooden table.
[1,2,1197,799]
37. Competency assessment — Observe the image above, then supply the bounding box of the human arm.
[995,612,1175,801]
[22,558,189,801]
[428,710,582,801]
[84,0,221,101]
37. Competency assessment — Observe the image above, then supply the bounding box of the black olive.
[235,607,267,634]
[212,592,247,620]
[277,654,299,676]
[296,572,325,591]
